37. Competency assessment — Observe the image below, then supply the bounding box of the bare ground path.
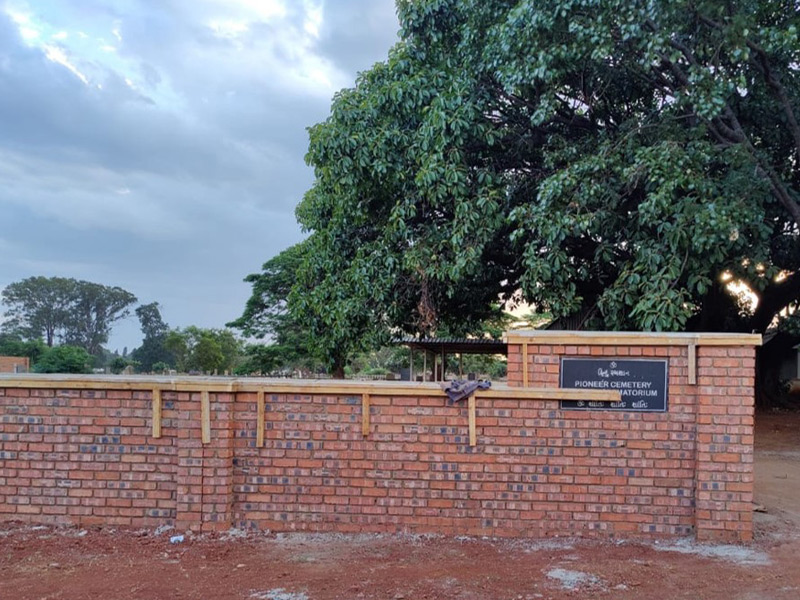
[2,412,799,600]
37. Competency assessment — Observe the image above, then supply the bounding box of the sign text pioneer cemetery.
[559,358,668,412]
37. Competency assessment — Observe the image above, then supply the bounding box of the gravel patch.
[653,538,770,566]
[250,589,309,600]
[546,568,602,590]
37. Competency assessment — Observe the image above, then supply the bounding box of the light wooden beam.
[200,390,211,444]
[468,394,477,447]
[0,375,622,402]
[256,390,265,448]
[152,388,162,439]
[688,342,697,385]
[522,343,529,387]
[361,393,370,437]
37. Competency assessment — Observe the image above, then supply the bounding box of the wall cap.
[503,330,762,347]
[0,374,621,402]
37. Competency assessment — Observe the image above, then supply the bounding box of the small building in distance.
[0,356,29,374]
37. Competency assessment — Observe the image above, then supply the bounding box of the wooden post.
[423,352,427,382]
[459,353,463,378]
[522,343,529,387]
[152,388,162,439]
[688,342,697,385]
[468,394,477,447]
[361,393,370,437]
[409,347,414,381]
[441,346,446,381]
[256,390,265,448]
[200,390,211,444]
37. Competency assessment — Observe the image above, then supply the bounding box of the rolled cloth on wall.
[442,379,491,402]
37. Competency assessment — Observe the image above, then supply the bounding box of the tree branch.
[697,12,800,165]
[751,270,800,332]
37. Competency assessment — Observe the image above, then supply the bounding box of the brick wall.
[0,333,758,542]
[0,356,29,373]
[506,337,756,541]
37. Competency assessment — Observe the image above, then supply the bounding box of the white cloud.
[303,0,323,38]
[42,44,89,84]
[208,18,250,40]
[209,0,287,22]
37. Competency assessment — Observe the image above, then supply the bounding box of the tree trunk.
[756,331,797,409]
[331,354,346,379]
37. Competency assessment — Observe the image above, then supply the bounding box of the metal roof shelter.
[395,337,507,382]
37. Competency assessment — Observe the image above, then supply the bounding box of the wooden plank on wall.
[522,343,529,387]
[468,394,477,447]
[152,388,162,438]
[361,393,370,437]
[200,390,211,444]
[0,375,624,401]
[688,343,697,385]
[256,390,265,448]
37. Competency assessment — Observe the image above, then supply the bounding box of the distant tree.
[130,302,174,372]
[234,344,284,375]
[109,356,130,374]
[164,326,241,373]
[62,282,137,357]
[135,302,169,340]
[191,334,225,373]
[1,277,137,357]
[1,277,76,346]
[164,329,189,372]
[34,345,92,374]
[152,361,170,374]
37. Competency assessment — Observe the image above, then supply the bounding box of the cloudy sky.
[0,0,399,351]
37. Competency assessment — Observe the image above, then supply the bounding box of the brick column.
[175,391,235,532]
[694,346,756,542]
[507,344,522,386]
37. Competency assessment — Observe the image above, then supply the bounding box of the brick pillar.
[694,346,756,542]
[176,391,235,532]
[507,343,523,386]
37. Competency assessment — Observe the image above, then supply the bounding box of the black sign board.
[559,358,668,412]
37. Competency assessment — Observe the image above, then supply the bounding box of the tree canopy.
[33,345,92,374]
[1,277,137,356]
[291,0,798,349]
[235,0,800,375]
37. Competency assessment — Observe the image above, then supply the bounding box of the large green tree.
[2,277,137,356]
[1,277,76,346]
[63,282,137,356]
[288,0,799,363]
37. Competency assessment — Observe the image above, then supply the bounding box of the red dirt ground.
[2,411,799,600]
